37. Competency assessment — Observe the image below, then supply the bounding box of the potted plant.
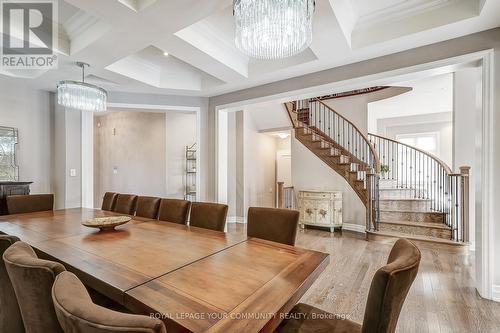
[380,164,390,178]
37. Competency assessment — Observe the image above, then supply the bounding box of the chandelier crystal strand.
[57,63,107,112]
[234,0,314,60]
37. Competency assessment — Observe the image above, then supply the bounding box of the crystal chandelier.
[57,62,107,112]
[233,0,315,60]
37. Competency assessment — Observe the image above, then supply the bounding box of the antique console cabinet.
[297,190,342,232]
[0,182,32,215]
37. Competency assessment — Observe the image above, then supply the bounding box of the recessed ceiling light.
[277,133,290,139]
[163,52,169,57]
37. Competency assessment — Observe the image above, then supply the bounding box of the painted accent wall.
[93,110,196,207]
[94,111,167,206]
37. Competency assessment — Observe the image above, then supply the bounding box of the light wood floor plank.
[228,224,500,332]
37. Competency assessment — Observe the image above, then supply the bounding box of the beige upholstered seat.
[6,194,54,214]
[277,239,421,333]
[0,235,24,333]
[3,241,66,333]
[247,207,300,246]
[157,198,191,224]
[135,196,161,219]
[112,194,138,215]
[52,271,166,333]
[101,192,118,211]
[189,202,228,232]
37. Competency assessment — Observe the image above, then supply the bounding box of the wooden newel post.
[460,166,471,243]
[277,182,284,208]
[365,172,374,232]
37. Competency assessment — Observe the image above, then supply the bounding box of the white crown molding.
[63,11,100,40]
[357,0,452,28]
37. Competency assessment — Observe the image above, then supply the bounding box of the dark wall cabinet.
[0,182,32,215]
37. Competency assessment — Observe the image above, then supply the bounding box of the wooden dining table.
[0,208,329,333]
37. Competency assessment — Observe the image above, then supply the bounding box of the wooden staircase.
[285,98,470,245]
[295,126,369,204]
[374,179,452,242]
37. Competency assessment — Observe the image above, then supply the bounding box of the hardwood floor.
[229,224,500,333]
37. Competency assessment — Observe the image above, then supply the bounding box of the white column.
[81,111,94,208]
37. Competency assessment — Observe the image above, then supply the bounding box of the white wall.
[377,112,454,166]
[243,111,277,214]
[64,108,82,208]
[368,74,454,132]
[225,111,245,220]
[453,67,481,249]
[0,79,52,194]
[291,136,366,225]
[165,112,197,198]
[276,136,292,187]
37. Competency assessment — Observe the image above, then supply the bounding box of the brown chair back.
[112,194,138,215]
[247,207,299,246]
[3,241,66,333]
[135,196,161,219]
[0,235,24,333]
[52,271,166,333]
[158,199,191,225]
[6,194,54,214]
[101,192,118,211]
[361,239,421,333]
[189,202,228,232]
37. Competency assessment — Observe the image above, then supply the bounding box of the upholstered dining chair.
[6,194,54,214]
[135,196,161,219]
[157,198,191,224]
[247,207,300,246]
[52,271,167,333]
[112,194,138,215]
[276,238,421,333]
[3,241,66,333]
[101,192,118,211]
[0,235,24,333]
[189,202,228,232]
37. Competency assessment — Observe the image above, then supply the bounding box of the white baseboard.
[342,223,366,234]
[226,216,246,224]
[493,285,500,302]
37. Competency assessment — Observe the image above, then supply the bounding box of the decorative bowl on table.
[82,216,131,231]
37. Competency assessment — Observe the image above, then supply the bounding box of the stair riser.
[379,200,431,211]
[379,179,398,189]
[379,223,452,239]
[379,189,416,199]
[379,210,444,223]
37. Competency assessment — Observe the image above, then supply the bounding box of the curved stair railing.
[368,133,470,242]
[287,98,381,231]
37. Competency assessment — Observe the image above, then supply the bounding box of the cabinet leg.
[329,227,334,233]
[300,224,305,230]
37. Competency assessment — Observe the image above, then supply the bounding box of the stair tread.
[367,230,464,246]
[379,220,451,229]
[379,188,416,191]
[379,198,432,202]
[380,209,445,214]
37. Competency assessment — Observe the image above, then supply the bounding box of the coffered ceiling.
[1,0,498,97]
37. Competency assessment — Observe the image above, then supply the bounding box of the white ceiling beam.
[327,0,358,48]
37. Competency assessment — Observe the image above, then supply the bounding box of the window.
[396,132,439,156]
